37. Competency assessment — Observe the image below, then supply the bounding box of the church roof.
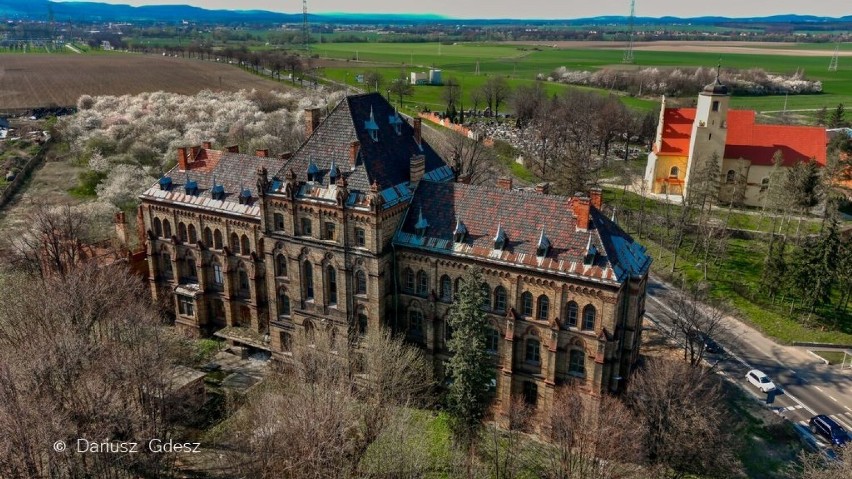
[657,107,827,166]
[394,181,651,285]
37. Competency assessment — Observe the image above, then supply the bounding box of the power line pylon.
[302,0,309,50]
[623,0,636,64]
[828,44,839,72]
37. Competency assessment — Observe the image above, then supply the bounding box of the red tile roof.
[658,107,827,166]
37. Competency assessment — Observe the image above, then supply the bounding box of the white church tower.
[682,69,730,196]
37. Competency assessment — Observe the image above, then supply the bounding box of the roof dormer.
[536,228,551,258]
[211,177,225,200]
[453,217,467,243]
[494,223,507,250]
[184,175,198,196]
[365,106,379,142]
[158,176,173,191]
[307,159,320,182]
[238,187,252,205]
[414,207,429,237]
[389,109,403,136]
[583,234,598,266]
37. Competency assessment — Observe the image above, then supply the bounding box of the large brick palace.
[138,92,651,417]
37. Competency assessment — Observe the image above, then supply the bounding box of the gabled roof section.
[394,181,651,284]
[277,92,448,193]
[657,107,827,166]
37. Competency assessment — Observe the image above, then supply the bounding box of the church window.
[188,224,197,244]
[213,229,223,249]
[241,234,251,255]
[230,233,240,253]
[163,220,172,239]
[203,227,212,246]
[178,222,188,242]
[275,254,287,277]
[712,100,720,112]
[669,166,679,178]
[355,270,367,295]
[725,169,736,184]
[582,305,597,331]
[521,292,533,317]
[153,218,162,237]
[537,295,550,321]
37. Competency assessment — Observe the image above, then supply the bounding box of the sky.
[55,0,850,19]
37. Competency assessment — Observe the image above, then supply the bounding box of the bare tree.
[362,70,384,93]
[626,358,743,479]
[442,77,462,119]
[790,448,852,479]
[510,83,545,129]
[447,131,496,185]
[485,395,534,479]
[481,76,511,116]
[542,384,643,479]
[389,70,414,108]
[664,283,729,366]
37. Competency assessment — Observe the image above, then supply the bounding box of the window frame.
[537,295,550,321]
[300,217,312,237]
[582,305,596,331]
[569,349,586,377]
[355,227,366,247]
[565,301,579,327]
[521,292,533,317]
[494,286,507,313]
[525,338,541,364]
[355,270,367,296]
[177,295,195,317]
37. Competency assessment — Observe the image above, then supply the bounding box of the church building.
[644,75,827,206]
[138,92,651,424]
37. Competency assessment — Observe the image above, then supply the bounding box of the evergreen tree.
[689,152,721,216]
[785,160,822,212]
[760,235,787,299]
[445,266,494,448]
[828,103,846,128]
[792,215,840,312]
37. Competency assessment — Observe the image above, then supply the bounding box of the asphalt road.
[644,278,852,443]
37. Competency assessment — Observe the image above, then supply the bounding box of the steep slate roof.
[276,92,450,192]
[394,181,651,285]
[658,107,827,166]
[140,148,288,217]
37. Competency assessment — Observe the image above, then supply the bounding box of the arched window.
[275,254,287,277]
[303,320,315,343]
[230,233,240,254]
[454,278,462,298]
[440,275,452,302]
[669,166,679,178]
[403,268,415,293]
[273,213,285,232]
[409,309,424,339]
[357,305,368,337]
[416,270,429,297]
[565,301,579,327]
[760,177,770,193]
[211,259,223,289]
[537,295,550,321]
[188,224,197,244]
[241,234,251,255]
[494,286,507,313]
[159,249,172,279]
[303,260,314,300]
[237,264,250,298]
[725,169,736,184]
[163,219,172,239]
[569,349,586,377]
[213,229,223,249]
[178,222,188,242]
[327,266,337,305]
[277,287,290,316]
[203,227,212,246]
[184,252,197,281]
[355,270,367,295]
[486,327,500,353]
[521,292,533,317]
[481,283,491,310]
[525,338,541,364]
[582,305,597,331]
[153,217,163,237]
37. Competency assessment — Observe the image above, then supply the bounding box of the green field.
[312,42,852,116]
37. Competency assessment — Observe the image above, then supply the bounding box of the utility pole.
[623,0,636,64]
[829,44,839,72]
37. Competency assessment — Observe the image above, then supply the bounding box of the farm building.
[644,74,828,206]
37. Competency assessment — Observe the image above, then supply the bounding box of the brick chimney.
[177,147,188,171]
[305,107,321,137]
[189,145,200,161]
[589,187,602,209]
[410,154,425,187]
[349,140,360,167]
[202,141,212,149]
[226,145,239,154]
[496,177,513,190]
[534,182,551,195]
[572,194,591,231]
[255,149,269,158]
[413,117,422,145]
[114,211,127,245]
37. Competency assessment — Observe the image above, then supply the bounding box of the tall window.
[409,309,424,338]
[669,166,679,178]
[525,338,541,364]
[355,270,367,295]
[569,349,586,377]
[357,305,368,337]
[481,283,491,310]
[327,266,337,305]
[184,253,197,281]
[355,227,366,247]
[163,219,172,239]
[522,381,538,405]
[439,275,452,302]
[275,254,287,277]
[712,100,720,112]
[203,227,212,246]
[494,286,507,313]
[565,301,579,327]
[537,295,550,321]
[238,266,250,298]
[213,229,223,249]
[241,235,251,255]
[211,261,223,289]
[403,268,415,293]
[725,169,736,184]
[177,295,195,316]
[760,177,770,193]
[230,233,240,254]
[273,213,285,232]
[416,271,429,297]
[188,224,197,244]
[279,291,292,317]
[521,292,533,317]
[582,305,597,331]
[486,328,500,353]
[159,251,172,279]
[323,222,335,241]
[303,261,314,300]
[153,218,163,237]
[178,222,188,242]
[300,217,312,236]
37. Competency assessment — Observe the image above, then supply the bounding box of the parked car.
[746,369,777,393]
[698,333,723,354]
[810,415,850,447]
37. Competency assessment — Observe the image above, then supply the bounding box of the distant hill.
[0,0,849,25]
